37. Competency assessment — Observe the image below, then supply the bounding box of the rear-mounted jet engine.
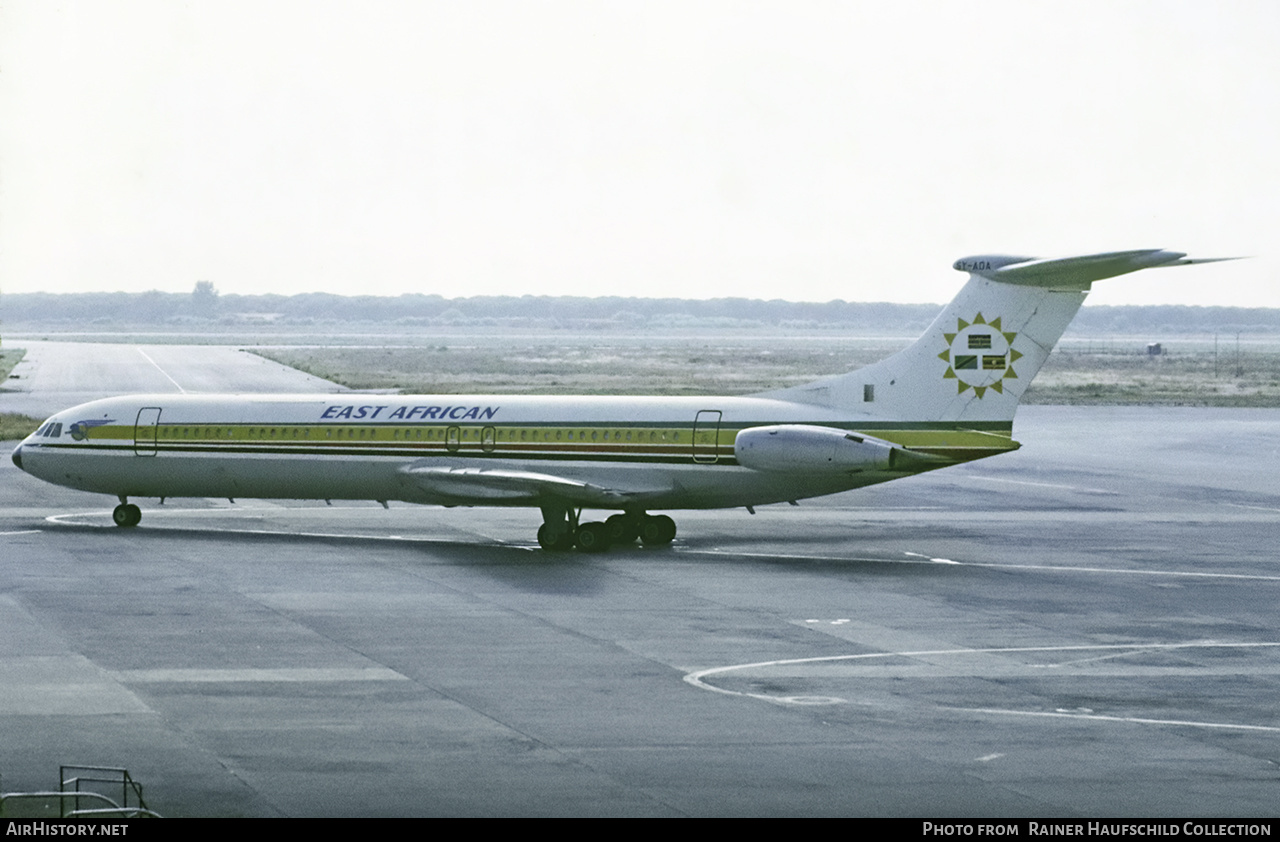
[734,424,920,474]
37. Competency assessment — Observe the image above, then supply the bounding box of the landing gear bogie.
[638,514,676,546]
[537,523,576,551]
[605,513,640,544]
[536,509,676,552]
[574,521,612,553]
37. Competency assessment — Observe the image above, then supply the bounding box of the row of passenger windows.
[159,427,235,439]
[152,426,690,443]
[486,429,682,443]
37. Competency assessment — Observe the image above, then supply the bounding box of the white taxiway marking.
[959,475,1119,495]
[960,560,1280,583]
[952,708,1280,734]
[113,667,408,683]
[681,548,1280,583]
[685,642,1280,737]
[904,551,957,564]
[976,753,1004,763]
[682,549,963,566]
[0,530,41,537]
[44,510,518,547]
[1226,502,1280,514]
[135,347,187,394]
[1028,648,1160,668]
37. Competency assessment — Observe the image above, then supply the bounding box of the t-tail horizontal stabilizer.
[763,249,1233,423]
[954,249,1241,289]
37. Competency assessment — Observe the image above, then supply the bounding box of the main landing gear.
[113,497,142,528]
[537,507,676,553]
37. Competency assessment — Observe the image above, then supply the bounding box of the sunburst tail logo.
[937,314,1022,398]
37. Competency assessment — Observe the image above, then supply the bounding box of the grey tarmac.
[1,339,1277,816]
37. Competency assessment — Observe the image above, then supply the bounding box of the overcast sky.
[2,1,1277,306]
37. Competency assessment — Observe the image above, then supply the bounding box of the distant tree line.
[3,287,1279,335]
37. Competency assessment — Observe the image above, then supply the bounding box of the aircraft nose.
[10,445,23,472]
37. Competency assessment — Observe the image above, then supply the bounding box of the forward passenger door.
[134,407,162,456]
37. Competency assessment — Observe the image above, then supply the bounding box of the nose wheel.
[112,501,142,528]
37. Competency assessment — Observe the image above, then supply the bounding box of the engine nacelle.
[734,424,899,474]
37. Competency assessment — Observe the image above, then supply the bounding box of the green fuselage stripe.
[48,419,1018,465]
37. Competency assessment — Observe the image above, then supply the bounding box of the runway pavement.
[1,343,1277,816]
[1,340,344,419]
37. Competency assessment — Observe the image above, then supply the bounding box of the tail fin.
[763,249,1233,422]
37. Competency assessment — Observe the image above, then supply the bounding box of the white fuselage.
[12,392,1014,512]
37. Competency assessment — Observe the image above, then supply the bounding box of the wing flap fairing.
[399,463,671,507]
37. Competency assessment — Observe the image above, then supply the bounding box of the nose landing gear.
[112,496,142,528]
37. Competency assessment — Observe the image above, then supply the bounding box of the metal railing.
[0,765,161,818]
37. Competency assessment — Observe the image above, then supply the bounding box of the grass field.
[0,413,42,440]
[253,338,887,396]
[0,348,43,439]
[251,334,1280,406]
[1,347,26,380]
[1028,343,1280,406]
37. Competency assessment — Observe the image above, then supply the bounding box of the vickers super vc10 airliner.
[11,250,1228,551]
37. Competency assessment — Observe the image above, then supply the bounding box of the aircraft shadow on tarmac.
[35,510,983,591]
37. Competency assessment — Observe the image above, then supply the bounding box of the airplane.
[10,249,1231,551]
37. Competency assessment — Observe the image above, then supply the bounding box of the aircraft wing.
[398,463,672,507]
